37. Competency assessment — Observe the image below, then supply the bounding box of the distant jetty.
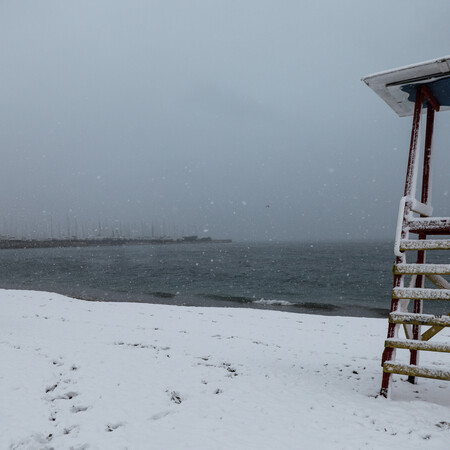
[0,236,232,250]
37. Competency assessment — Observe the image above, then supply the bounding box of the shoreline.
[0,241,394,319]
[0,283,390,318]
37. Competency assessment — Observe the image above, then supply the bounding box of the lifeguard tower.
[363,57,450,397]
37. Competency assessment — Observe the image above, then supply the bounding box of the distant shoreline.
[0,237,232,250]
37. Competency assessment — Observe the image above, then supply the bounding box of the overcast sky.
[1,0,450,241]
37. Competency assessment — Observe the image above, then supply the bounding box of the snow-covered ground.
[1,289,449,450]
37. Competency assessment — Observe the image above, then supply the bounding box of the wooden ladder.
[381,238,450,395]
[380,85,450,397]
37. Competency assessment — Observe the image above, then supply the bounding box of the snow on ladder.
[363,57,450,397]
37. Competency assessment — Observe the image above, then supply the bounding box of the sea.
[0,240,448,318]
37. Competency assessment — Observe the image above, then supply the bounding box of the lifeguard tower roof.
[362,56,450,117]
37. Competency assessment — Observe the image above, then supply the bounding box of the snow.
[363,55,450,81]
[395,263,450,275]
[362,55,450,117]
[1,289,449,449]
[400,239,450,250]
[393,287,450,300]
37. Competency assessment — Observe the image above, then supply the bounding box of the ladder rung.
[400,239,450,251]
[383,362,450,380]
[392,287,450,300]
[385,338,450,352]
[407,217,450,235]
[394,263,450,275]
[389,312,450,326]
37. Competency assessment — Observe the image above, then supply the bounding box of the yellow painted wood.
[408,217,450,233]
[400,239,450,251]
[385,338,450,352]
[421,324,447,342]
[383,362,450,381]
[389,312,450,326]
[394,264,450,275]
[392,287,450,300]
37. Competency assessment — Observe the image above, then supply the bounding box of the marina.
[0,236,232,250]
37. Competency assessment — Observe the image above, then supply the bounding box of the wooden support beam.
[383,362,450,381]
[427,274,450,290]
[421,324,448,342]
[394,264,450,275]
[422,85,440,112]
[389,312,450,327]
[392,287,450,300]
[407,217,450,234]
[385,338,450,352]
[400,239,450,251]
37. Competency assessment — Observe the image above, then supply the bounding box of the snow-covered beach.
[1,289,449,449]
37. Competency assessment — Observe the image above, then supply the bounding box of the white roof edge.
[362,55,450,83]
[362,56,450,117]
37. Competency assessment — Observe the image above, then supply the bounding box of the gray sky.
[1,0,450,241]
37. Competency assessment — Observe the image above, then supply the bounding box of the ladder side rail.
[400,239,450,251]
[409,235,425,383]
[409,101,437,382]
[394,87,425,258]
[381,86,425,397]
[404,86,424,199]
[421,104,435,206]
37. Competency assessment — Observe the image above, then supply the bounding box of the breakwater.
[0,238,232,250]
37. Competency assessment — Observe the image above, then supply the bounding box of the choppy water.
[0,241,448,318]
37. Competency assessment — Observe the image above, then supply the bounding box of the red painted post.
[380,86,425,397]
[404,86,424,198]
[408,102,437,383]
[421,104,435,205]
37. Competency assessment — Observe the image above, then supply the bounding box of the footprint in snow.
[63,425,79,435]
[106,422,125,432]
[45,383,58,393]
[169,391,182,404]
[435,421,450,430]
[51,391,79,401]
[150,411,171,420]
[71,405,89,413]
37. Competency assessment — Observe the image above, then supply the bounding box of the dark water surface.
[0,240,404,317]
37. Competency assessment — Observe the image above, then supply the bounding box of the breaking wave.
[252,299,296,306]
[199,293,255,303]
